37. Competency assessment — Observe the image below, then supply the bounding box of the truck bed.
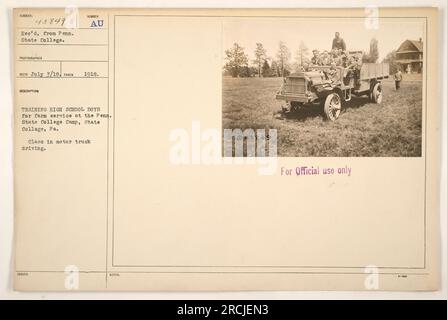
[360,63,390,80]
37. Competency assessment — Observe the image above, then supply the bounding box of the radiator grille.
[284,78,306,94]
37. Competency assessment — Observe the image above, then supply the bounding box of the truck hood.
[288,71,327,85]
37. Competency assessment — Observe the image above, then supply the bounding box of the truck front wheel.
[323,93,342,121]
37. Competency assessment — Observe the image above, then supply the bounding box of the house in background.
[395,38,423,73]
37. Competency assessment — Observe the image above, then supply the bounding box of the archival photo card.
[13,7,439,291]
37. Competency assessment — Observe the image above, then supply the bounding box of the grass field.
[222,76,422,157]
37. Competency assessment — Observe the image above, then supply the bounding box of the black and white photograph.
[222,18,424,157]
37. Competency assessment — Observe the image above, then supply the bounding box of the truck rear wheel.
[323,93,342,121]
[370,83,383,104]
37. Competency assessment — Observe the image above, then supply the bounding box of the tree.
[261,60,272,77]
[296,41,310,66]
[276,41,291,77]
[383,50,398,74]
[271,59,281,77]
[363,38,379,63]
[253,43,267,77]
[239,66,257,77]
[369,38,379,63]
[249,66,258,77]
[239,65,251,77]
[292,41,310,72]
[224,43,249,77]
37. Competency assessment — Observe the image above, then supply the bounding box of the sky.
[223,17,424,64]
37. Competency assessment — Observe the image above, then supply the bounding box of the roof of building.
[397,39,423,53]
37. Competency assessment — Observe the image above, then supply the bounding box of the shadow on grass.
[277,95,372,121]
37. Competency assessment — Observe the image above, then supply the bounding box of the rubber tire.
[323,93,342,121]
[371,83,383,104]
